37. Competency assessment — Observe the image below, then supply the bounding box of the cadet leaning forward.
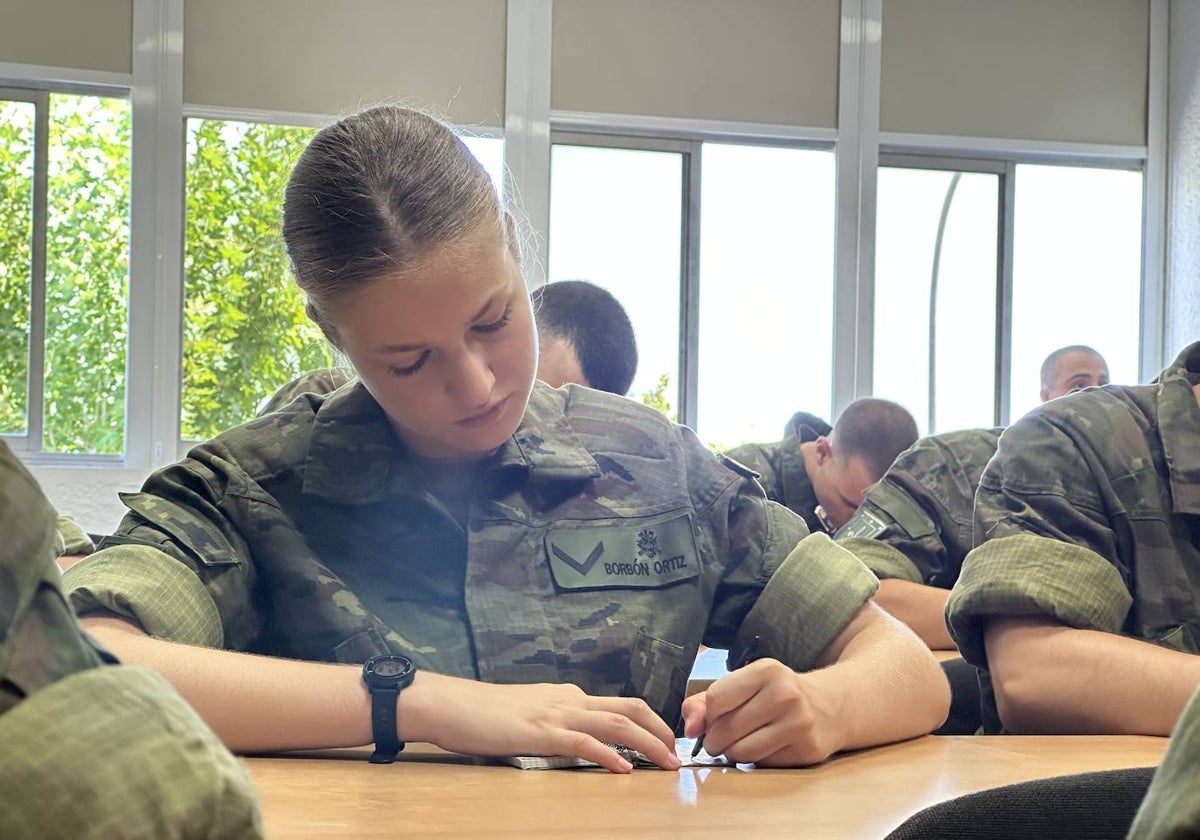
[64,105,949,772]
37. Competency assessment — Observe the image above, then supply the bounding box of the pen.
[690,635,761,758]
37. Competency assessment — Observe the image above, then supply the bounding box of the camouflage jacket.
[0,440,261,840]
[257,367,356,417]
[65,383,876,727]
[1128,684,1200,839]
[836,428,1002,589]
[948,342,1200,732]
[723,411,832,534]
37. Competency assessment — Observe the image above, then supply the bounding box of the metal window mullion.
[128,0,185,469]
[504,0,552,290]
[996,163,1016,427]
[832,0,882,415]
[1139,0,1168,378]
[678,141,702,431]
[26,90,50,453]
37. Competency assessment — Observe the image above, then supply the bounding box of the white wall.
[29,466,150,536]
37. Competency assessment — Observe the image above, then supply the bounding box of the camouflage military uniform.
[723,411,832,535]
[257,366,356,416]
[0,440,261,839]
[55,514,95,556]
[1128,684,1200,839]
[836,428,1002,588]
[64,383,877,729]
[948,342,1200,733]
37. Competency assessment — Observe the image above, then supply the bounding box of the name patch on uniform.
[836,506,889,540]
[545,514,700,590]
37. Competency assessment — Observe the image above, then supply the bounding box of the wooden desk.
[247,735,1167,839]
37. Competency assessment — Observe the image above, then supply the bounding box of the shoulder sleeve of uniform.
[738,533,878,672]
[947,533,1131,670]
[64,543,225,648]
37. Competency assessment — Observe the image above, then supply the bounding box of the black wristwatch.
[361,653,417,764]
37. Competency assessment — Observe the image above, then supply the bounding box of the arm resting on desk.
[79,613,679,773]
[682,602,950,766]
[985,616,1200,735]
[875,579,956,650]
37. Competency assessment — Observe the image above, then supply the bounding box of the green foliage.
[0,101,34,436]
[0,99,337,453]
[639,372,728,452]
[42,95,130,454]
[182,120,331,440]
[639,372,674,421]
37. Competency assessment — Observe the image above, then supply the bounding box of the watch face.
[375,660,407,678]
[364,654,416,686]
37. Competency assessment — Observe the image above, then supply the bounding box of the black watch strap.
[368,684,404,764]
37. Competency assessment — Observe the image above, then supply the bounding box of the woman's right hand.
[403,673,681,773]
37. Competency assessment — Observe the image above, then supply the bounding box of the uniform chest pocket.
[622,629,690,731]
[544,512,700,591]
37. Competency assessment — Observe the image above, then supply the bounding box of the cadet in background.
[724,399,919,535]
[948,342,1200,735]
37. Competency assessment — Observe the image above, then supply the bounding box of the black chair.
[884,767,1156,840]
[934,656,984,735]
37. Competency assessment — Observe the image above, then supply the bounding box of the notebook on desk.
[498,738,730,770]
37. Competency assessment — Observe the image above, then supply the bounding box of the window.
[548,136,837,449]
[874,158,1144,433]
[698,143,835,449]
[875,165,1000,435]
[548,141,685,417]
[1009,164,1142,421]
[182,118,325,441]
[0,90,131,455]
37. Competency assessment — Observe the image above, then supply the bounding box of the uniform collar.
[1157,341,1200,515]
[302,381,600,503]
[779,412,828,533]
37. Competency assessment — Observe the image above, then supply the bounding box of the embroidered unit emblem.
[636,528,660,558]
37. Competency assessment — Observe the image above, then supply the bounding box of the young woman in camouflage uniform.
[65,106,948,772]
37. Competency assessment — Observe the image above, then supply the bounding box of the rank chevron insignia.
[551,541,605,575]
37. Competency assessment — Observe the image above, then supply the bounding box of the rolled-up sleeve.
[740,533,879,672]
[64,545,225,648]
[948,410,1135,670]
[948,533,1132,668]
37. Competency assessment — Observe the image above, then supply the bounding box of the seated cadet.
[1040,343,1109,402]
[0,440,261,840]
[531,279,638,395]
[836,428,1003,650]
[835,344,1109,650]
[947,341,1200,735]
[63,105,949,773]
[724,398,919,535]
[257,280,638,417]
